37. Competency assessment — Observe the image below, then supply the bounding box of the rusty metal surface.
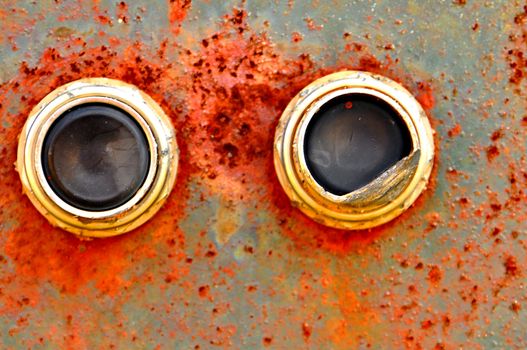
[0,0,526,348]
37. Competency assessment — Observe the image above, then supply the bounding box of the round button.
[274,71,435,230]
[17,78,179,237]
[42,104,150,211]
[304,93,412,195]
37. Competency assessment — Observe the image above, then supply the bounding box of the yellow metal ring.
[274,71,434,230]
[17,78,179,238]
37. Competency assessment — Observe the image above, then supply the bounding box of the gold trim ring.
[274,71,434,230]
[17,78,179,238]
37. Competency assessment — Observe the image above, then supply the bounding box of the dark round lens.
[304,94,412,196]
[42,103,150,211]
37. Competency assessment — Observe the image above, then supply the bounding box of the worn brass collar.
[274,71,434,229]
[17,78,179,237]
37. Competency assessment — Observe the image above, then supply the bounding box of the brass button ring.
[274,71,434,230]
[17,78,178,237]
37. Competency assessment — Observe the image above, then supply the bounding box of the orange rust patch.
[0,24,440,316]
[486,145,500,162]
[416,81,435,111]
[508,6,527,83]
[0,40,192,310]
[0,6,447,349]
[168,0,192,35]
[448,123,462,138]
[291,32,303,43]
[428,265,443,284]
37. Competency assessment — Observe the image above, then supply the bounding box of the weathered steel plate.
[0,0,526,348]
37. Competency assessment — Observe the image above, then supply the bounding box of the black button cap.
[42,103,150,211]
[304,94,412,196]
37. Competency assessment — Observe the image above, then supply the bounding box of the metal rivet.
[17,78,179,237]
[274,71,434,229]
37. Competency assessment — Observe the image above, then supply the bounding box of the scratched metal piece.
[0,1,526,349]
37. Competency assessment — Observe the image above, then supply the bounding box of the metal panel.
[0,0,525,348]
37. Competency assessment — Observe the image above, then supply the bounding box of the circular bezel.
[17,78,179,237]
[274,70,434,230]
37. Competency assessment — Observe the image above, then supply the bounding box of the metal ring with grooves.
[274,70,435,230]
[17,78,179,238]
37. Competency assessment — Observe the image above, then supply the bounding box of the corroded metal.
[274,71,434,229]
[0,1,526,349]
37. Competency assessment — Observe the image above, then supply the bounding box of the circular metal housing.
[274,71,434,230]
[17,78,179,238]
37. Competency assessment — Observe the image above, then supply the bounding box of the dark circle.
[304,93,412,196]
[42,103,150,211]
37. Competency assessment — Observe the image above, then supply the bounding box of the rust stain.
[2,3,444,297]
[7,0,526,348]
[507,4,527,86]
[291,31,303,43]
[168,0,192,35]
[0,42,192,313]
